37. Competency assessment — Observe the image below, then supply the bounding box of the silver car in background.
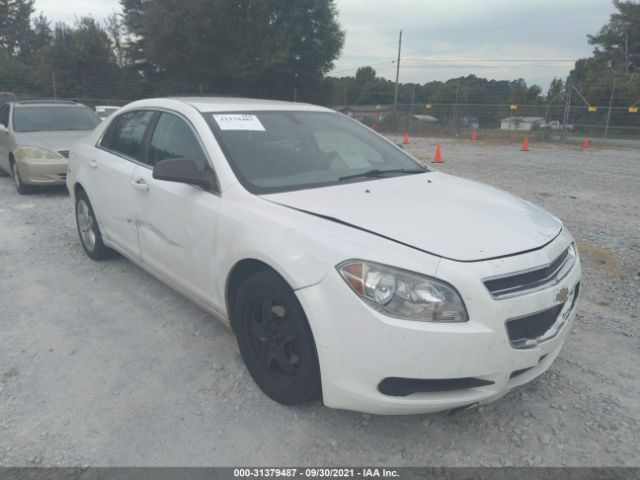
[0,100,100,194]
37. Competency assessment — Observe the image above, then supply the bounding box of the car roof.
[14,100,84,107]
[126,96,332,113]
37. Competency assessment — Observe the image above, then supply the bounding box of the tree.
[120,0,344,99]
[47,17,120,98]
[105,12,126,67]
[30,12,51,53]
[588,0,640,75]
[546,77,564,102]
[0,0,35,56]
[355,66,376,85]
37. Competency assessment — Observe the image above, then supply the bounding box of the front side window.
[205,111,426,193]
[147,113,208,169]
[101,110,155,161]
[12,106,100,132]
[0,93,17,106]
[0,105,9,127]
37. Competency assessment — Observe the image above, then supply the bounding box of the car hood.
[262,172,563,262]
[14,130,93,153]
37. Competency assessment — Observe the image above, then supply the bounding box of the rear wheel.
[75,190,112,260]
[11,160,31,194]
[234,270,321,405]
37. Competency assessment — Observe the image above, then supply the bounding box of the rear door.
[90,110,156,259]
[129,111,221,307]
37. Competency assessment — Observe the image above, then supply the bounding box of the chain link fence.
[351,103,640,144]
[2,70,638,145]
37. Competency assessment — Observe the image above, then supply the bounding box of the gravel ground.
[0,137,638,467]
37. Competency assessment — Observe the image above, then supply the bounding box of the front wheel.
[75,190,112,260]
[11,161,31,194]
[234,270,321,405]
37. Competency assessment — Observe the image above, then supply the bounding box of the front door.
[130,111,221,308]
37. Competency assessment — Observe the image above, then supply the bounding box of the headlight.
[15,147,63,160]
[337,260,468,322]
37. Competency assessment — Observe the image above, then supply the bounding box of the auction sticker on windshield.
[213,114,265,131]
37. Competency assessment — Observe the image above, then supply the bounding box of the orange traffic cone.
[403,132,409,145]
[432,144,443,164]
[471,131,478,141]
[582,137,590,149]
[521,136,529,152]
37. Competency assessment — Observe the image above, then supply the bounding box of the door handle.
[131,178,149,192]
[88,160,97,169]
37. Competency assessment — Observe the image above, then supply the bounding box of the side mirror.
[152,157,216,191]
[0,124,8,134]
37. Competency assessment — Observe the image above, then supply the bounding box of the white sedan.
[66,97,581,415]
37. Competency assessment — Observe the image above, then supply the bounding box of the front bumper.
[297,230,581,415]
[17,158,68,185]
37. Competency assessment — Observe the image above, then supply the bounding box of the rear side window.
[147,113,208,169]
[101,110,154,161]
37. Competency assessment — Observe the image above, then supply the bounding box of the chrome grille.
[484,244,576,299]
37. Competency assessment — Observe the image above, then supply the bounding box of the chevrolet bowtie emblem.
[555,287,569,303]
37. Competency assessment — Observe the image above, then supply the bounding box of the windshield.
[13,106,101,132]
[205,111,427,193]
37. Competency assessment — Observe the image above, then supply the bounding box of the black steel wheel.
[234,270,321,405]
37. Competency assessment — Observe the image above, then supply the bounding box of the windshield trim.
[203,110,429,195]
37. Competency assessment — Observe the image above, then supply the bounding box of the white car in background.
[95,105,119,120]
[66,97,581,415]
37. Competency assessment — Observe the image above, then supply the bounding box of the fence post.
[451,83,460,135]
[408,84,416,135]
[52,73,57,99]
[561,77,573,143]
[604,79,616,139]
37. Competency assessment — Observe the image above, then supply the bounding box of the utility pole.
[393,29,402,114]
[604,78,617,138]
[561,77,573,143]
[51,73,57,99]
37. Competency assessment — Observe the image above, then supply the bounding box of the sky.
[33,0,617,90]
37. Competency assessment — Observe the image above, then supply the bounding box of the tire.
[11,160,31,194]
[75,190,112,261]
[233,270,321,405]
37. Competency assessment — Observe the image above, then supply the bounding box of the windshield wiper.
[338,168,426,182]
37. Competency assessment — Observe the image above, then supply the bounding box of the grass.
[576,240,620,274]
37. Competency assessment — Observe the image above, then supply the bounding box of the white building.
[500,116,545,131]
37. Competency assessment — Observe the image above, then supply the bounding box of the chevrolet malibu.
[66,97,581,415]
[0,100,101,194]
